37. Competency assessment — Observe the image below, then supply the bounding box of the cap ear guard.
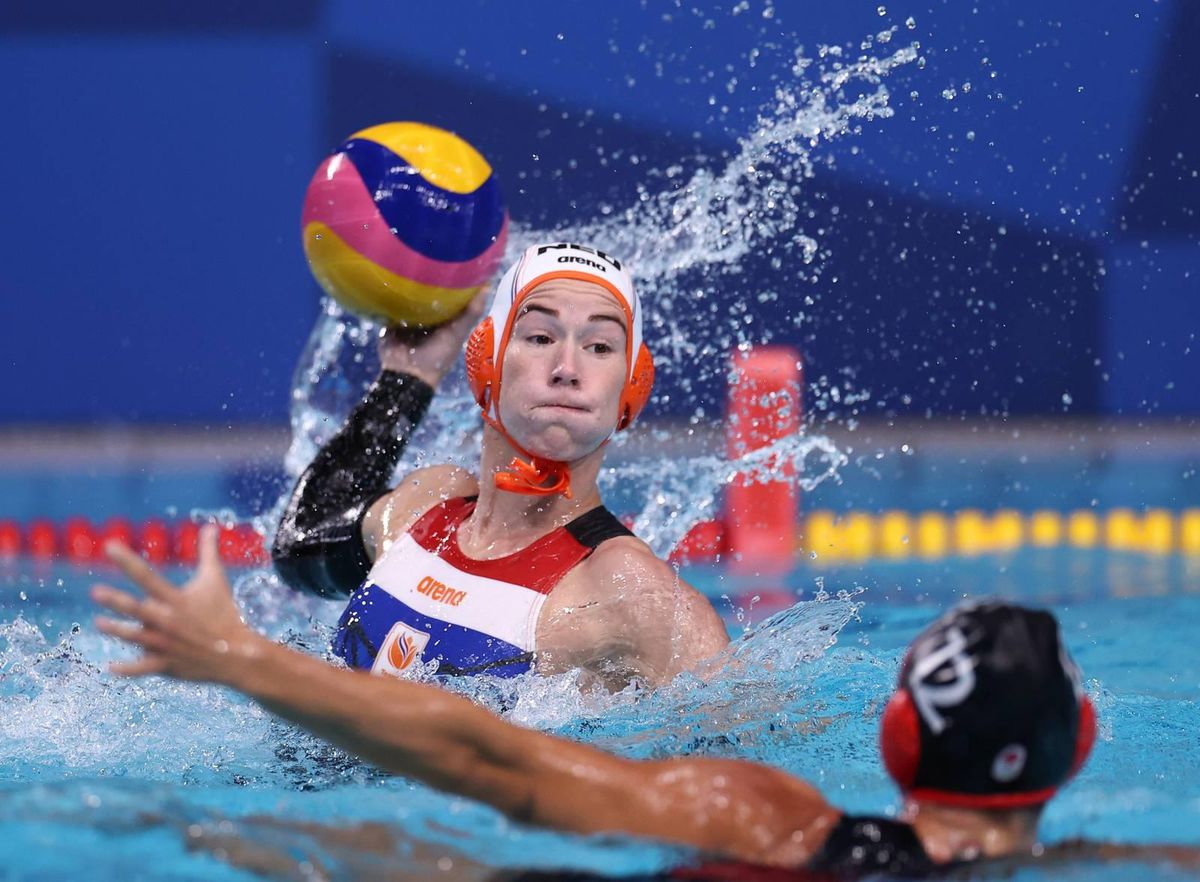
[465,317,496,411]
[617,343,655,430]
[880,689,921,789]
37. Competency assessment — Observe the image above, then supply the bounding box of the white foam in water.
[501,592,863,734]
[0,615,280,782]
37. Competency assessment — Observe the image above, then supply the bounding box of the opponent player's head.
[466,243,654,497]
[880,600,1096,811]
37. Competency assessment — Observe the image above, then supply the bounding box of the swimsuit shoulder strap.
[406,496,476,551]
[564,506,634,550]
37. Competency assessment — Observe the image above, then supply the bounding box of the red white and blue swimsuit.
[333,497,631,678]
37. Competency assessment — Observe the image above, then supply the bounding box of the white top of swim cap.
[483,242,643,384]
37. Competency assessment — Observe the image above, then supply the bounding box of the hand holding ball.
[301,122,507,327]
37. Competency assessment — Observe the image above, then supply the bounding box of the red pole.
[726,346,802,570]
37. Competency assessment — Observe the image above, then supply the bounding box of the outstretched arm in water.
[92,527,838,869]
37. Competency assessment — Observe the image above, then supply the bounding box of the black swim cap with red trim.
[880,600,1096,809]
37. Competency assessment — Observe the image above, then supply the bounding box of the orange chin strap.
[484,413,573,499]
[494,455,572,498]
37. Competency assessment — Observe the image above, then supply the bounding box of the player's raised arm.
[271,296,485,599]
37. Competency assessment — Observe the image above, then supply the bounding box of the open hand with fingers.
[92,525,265,683]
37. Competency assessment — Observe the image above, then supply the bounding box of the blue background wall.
[1,0,1196,423]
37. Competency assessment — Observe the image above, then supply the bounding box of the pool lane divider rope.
[3,350,1195,569]
[669,507,1200,564]
[0,518,269,567]
[1,508,1199,569]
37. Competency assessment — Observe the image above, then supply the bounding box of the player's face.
[498,279,628,462]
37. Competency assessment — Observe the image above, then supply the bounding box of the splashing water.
[0,579,866,776]
[7,557,1200,879]
[568,43,919,279]
[613,428,847,556]
[278,40,918,555]
[0,565,873,878]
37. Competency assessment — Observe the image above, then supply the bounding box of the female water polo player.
[94,536,1200,879]
[272,243,729,688]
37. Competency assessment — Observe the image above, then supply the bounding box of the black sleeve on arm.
[271,370,434,599]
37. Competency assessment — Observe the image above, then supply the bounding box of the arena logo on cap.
[557,255,609,271]
[908,625,976,735]
[535,242,623,271]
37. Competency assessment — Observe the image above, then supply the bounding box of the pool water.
[0,547,1197,880]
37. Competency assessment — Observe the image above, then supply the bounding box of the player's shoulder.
[585,532,657,566]
[580,533,680,592]
[579,534,725,635]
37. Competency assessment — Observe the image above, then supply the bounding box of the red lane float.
[174,522,201,566]
[27,520,57,561]
[0,521,19,557]
[1,515,720,569]
[100,518,135,556]
[0,519,271,568]
[138,518,172,565]
[64,517,97,563]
